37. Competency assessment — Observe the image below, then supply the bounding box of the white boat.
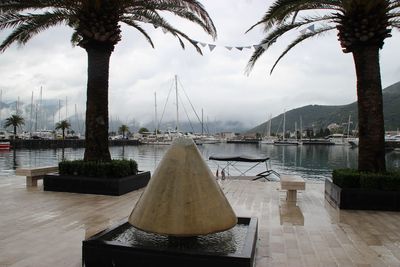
[328,134,346,145]
[385,134,400,142]
[273,111,300,146]
[274,139,300,145]
[260,114,277,144]
[0,130,9,140]
[0,141,10,150]
[348,138,359,147]
[260,137,276,144]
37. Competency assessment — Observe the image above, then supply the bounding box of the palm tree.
[118,124,129,139]
[4,114,24,138]
[247,0,398,173]
[0,1,216,162]
[55,120,71,140]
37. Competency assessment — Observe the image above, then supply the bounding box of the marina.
[2,143,400,179]
[2,173,400,266]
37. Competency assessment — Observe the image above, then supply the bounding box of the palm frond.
[270,25,335,74]
[70,31,81,46]
[247,0,340,33]
[0,10,70,52]
[121,17,155,48]
[127,0,216,39]
[125,8,202,54]
[246,14,334,73]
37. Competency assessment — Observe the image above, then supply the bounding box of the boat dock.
[6,139,140,149]
[1,176,400,266]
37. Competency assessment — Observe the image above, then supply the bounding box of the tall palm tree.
[247,0,398,173]
[4,114,24,137]
[0,0,216,162]
[55,120,71,140]
[118,124,129,139]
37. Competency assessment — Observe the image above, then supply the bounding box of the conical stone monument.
[129,137,237,236]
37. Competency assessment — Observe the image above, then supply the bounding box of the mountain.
[247,81,400,134]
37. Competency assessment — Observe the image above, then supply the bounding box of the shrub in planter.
[45,159,150,196]
[332,169,360,188]
[328,169,400,211]
[332,168,400,191]
[59,159,138,179]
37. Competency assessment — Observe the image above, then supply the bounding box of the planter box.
[44,171,150,196]
[325,178,400,211]
[82,217,258,267]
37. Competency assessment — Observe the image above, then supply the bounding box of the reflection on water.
[1,144,399,180]
[105,223,247,254]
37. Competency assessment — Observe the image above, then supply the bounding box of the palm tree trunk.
[83,43,113,162]
[352,46,386,172]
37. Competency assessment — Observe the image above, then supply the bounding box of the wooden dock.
[1,175,400,266]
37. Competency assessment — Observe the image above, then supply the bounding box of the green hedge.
[332,169,400,191]
[59,159,138,179]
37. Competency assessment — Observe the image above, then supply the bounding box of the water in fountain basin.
[103,223,248,254]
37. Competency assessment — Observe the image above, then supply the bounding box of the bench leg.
[26,176,42,186]
[286,190,297,202]
[26,176,36,186]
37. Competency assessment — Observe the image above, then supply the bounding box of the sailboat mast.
[65,96,68,121]
[39,87,42,131]
[347,115,351,137]
[16,96,19,115]
[283,111,286,141]
[268,114,272,138]
[175,75,179,132]
[201,108,204,136]
[0,89,2,128]
[300,116,303,141]
[154,92,158,135]
[30,92,33,133]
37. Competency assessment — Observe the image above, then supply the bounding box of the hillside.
[247,81,400,134]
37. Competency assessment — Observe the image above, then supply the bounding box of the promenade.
[1,175,400,266]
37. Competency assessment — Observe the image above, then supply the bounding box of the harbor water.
[1,143,400,180]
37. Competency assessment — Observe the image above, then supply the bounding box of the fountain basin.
[82,217,258,267]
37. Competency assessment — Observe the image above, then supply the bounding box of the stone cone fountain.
[83,137,258,267]
[129,137,237,236]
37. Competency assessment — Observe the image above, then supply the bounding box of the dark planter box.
[82,217,258,267]
[325,178,400,211]
[44,171,150,196]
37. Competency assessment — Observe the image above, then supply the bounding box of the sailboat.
[274,111,300,145]
[141,75,188,145]
[260,114,277,144]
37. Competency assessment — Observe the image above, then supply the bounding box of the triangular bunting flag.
[308,24,315,33]
[236,47,243,51]
[261,43,269,49]
[200,42,207,47]
[300,28,307,34]
[208,44,216,51]
[225,46,233,50]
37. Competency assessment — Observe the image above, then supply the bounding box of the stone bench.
[280,175,306,203]
[16,166,59,186]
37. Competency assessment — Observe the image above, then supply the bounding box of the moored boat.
[0,141,11,150]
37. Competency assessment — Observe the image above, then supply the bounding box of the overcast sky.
[1,0,400,129]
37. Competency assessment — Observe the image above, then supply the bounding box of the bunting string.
[153,24,316,52]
